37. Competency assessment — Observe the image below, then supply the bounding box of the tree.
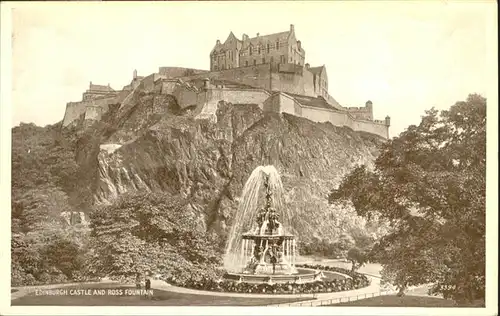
[42,238,84,279]
[336,233,355,258]
[87,191,223,283]
[11,123,90,285]
[329,94,486,305]
[347,247,367,273]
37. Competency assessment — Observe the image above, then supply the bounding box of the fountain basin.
[223,268,323,284]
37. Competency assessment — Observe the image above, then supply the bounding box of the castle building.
[210,25,328,100]
[82,82,117,101]
[62,25,391,140]
[210,24,305,71]
[307,65,328,99]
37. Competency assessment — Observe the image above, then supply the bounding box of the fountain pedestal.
[241,234,297,275]
[223,166,324,284]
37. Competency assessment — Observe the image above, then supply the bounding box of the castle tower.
[385,115,391,126]
[133,69,137,79]
[366,100,374,120]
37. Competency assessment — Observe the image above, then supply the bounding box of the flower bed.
[164,264,370,294]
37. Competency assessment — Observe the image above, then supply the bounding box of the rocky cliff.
[73,89,385,244]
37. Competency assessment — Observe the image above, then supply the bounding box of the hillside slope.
[73,89,386,245]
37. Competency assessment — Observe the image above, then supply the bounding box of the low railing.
[274,289,397,307]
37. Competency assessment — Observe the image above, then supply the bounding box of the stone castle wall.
[178,63,275,90]
[263,93,389,139]
[84,105,104,121]
[159,67,209,78]
[345,106,373,121]
[63,97,117,127]
[176,63,318,98]
[207,88,271,108]
[62,67,390,139]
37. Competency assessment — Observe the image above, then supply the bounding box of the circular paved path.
[10,260,394,304]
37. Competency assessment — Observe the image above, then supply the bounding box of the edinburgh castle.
[62,25,391,139]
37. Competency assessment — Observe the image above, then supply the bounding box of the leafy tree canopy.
[347,247,367,273]
[87,191,224,283]
[329,94,486,305]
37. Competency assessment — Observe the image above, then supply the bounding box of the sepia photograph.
[0,1,497,315]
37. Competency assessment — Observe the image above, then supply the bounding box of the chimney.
[133,69,137,79]
[216,39,221,45]
[203,78,210,90]
[365,100,373,108]
[305,63,310,69]
[385,115,391,126]
[242,33,249,41]
[257,33,260,37]
[290,24,294,32]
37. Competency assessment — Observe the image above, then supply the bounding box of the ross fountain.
[223,165,322,284]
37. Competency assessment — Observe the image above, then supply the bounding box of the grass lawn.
[328,295,475,307]
[11,283,313,306]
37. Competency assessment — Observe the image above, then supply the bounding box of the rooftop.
[241,31,291,49]
[284,93,340,111]
[308,66,325,76]
[89,83,115,93]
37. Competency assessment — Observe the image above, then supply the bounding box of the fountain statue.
[240,174,297,275]
[223,166,322,284]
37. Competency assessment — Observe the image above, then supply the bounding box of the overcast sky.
[6,1,496,137]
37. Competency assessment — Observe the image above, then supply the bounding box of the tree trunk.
[397,283,407,297]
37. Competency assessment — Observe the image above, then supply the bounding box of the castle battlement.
[62,26,390,139]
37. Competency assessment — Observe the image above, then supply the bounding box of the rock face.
[75,90,384,243]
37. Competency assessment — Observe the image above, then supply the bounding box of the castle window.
[245,61,249,67]
[249,47,253,55]
[258,47,261,55]
[262,57,265,64]
[253,59,256,66]
[280,55,285,63]
[267,44,270,53]
[270,56,274,63]
[276,41,280,49]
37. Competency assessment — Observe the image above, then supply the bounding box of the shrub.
[165,264,370,294]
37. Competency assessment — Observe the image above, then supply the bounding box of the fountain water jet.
[224,166,292,272]
[223,166,321,284]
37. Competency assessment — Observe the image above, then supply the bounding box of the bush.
[166,264,370,294]
[38,272,52,284]
[23,274,37,286]
[51,273,68,284]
